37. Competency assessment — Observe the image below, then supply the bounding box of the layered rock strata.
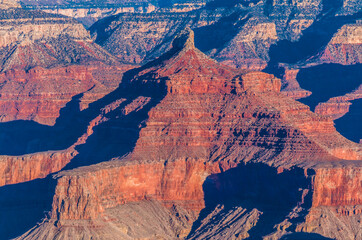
[314,85,362,120]
[90,8,279,70]
[40,4,157,28]
[281,22,362,116]
[0,8,132,125]
[318,23,362,65]
[89,0,361,128]
[90,0,361,70]
[0,149,76,187]
[296,162,362,240]
[280,67,312,99]
[12,28,361,240]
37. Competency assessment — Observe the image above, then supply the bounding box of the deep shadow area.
[194,10,249,53]
[90,13,120,46]
[0,176,56,239]
[0,51,169,156]
[334,98,362,143]
[0,37,175,238]
[63,91,165,170]
[58,46,173,170]
[297,63,362,111]
[280,232,333,240]
[188,163,314,239]
[264,0,361,78]
[0,44,172,238]
[158,0,173,8]
[0,92,85,155]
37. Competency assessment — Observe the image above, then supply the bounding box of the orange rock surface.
[0,8,133,125]
[0,64,131,125]
[0,149,76,186]
[3,28,361,240]
[312,163,362,207]
[26,29,358,240]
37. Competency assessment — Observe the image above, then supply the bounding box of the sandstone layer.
[296,162,362,240]
[0,149,76,186]
[314,85,362,120]
[317,23,362,65]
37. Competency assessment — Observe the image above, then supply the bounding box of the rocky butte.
[0,28,359,240]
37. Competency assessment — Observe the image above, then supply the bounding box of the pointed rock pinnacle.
[172,27,195,51]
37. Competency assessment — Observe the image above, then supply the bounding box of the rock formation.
[34,4,157,28]
[0,0,360,238]
[0,5,135,191]
[289,22,362,121]
[21,0,207,27]
[0,7,132,125]
[90,8,279,70]
[2,28,359,240]
[314,84,362,120]
[318,23,362,65]
[0,149,76,186]
[89,0,360,67]
[89,0,361,131]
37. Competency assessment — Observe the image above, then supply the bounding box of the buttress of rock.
[172,27,195,51]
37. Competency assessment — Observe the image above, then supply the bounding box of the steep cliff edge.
[0,149,76,186]
[280,21,362,123]
[318,23,362,65]
[296,162,362,240]
[314,85,362,120]
[11,28,361,240]
[21,0,207,27]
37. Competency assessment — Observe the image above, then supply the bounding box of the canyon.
[89,0,362,141]
[0,1,360,240]
[20,0,209,27]
[0,6,132,125]
[0,28,360,240]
